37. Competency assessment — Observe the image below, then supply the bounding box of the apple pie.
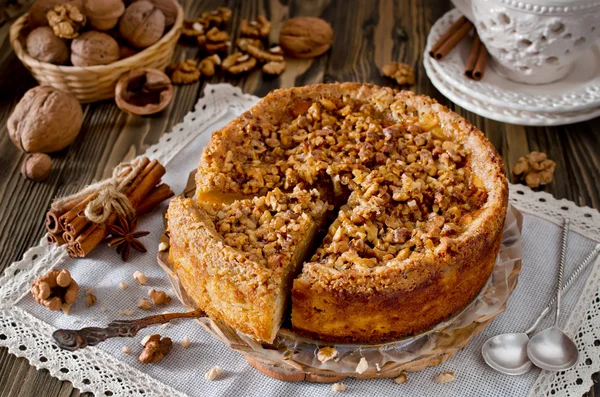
[168,83,508,343]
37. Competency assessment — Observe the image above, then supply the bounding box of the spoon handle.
[525,243,600,335]
[554,218,569,325]
[52,309,205,351]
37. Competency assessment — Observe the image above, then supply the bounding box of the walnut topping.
[167,60,201,84]
[512,151,556,188]
[240,15,271,39]
[139,334,172,364]
[382,62,415,86]
[46,4,86,39]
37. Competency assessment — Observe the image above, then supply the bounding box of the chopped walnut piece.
[148,289,171,305]
[122,346,132,355]
[512,151,556,188]
[434,371,455,383]
[139,334,172,364]
[204,366,222,381]
[381,62,415,86]
[167,60,201,84]
[179,336,192,348]
[201,7,232,27]
[137,298,152,310]
[331,383,346,392]
[394,372,408,384]
[222,52,257,75]
[158,241,169,252]
[119,309,135,316]
[262,61,286,75]
[181,19,205,38]
[46,4,86,39]
[240,15,271,39]
[199,54,221,77]
[31,269,79,312]
[237,37,263,51]
[119,281,128,289]
[133,271,148,285]
[317,346,338,363]
[246,43,284,63]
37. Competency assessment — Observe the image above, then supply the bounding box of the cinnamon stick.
[429,16,467,57]
[46,195,82,233]
[472,41,488,81]
[431,18,473,60]
[71,162,166,257]
[464,31,488,80]
[58,194,95,230]
[136,184,175,216]
[46,231,66,246]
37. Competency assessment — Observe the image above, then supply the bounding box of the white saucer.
[424,55,600,126]
[426,9,600,113]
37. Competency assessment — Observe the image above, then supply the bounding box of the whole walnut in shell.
[83,0,125,31]
[119,1,165,49]
[71,31,120,66]
[279,17,333,58]
[28,0,82,29]
[26,26,69,65]
[7,86,83,153]
[134,0,177,27]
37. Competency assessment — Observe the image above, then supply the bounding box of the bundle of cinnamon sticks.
[45,156,174,258]
[429,16,488,81]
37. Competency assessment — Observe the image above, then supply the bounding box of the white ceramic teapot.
[451,0,600,84]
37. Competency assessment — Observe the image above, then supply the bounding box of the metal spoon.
[527,219,580,371]
[482,226,600,375]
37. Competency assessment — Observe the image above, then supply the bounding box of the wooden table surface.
[1,1,599,396]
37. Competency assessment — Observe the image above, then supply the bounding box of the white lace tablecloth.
[1,84,599,397]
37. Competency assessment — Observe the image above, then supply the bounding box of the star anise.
[106,215,150,261]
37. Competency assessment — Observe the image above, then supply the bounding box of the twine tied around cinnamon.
[53,156,147,224]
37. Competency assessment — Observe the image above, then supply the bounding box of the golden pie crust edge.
[178,83,509,344]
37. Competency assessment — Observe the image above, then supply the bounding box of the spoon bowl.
[527,326,579,371]
[482,333,532,375]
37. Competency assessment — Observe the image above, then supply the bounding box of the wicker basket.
[9,4,184,103]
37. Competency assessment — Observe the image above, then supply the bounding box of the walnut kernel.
[434,371,455,383]
[199,54,221,77]
[31,269,79,311]
[222,52,257,75]
[148,289,171,305]
[513,151,556,188]
[26,27,69,65]
[382,62,415,86]
[240,15,271,39]
[86,293,97,307]
[137,298,152,310]
[28,0,83,29]
[262,61,286,75]
[166,59,200,84]
[139,334,172,364]
[46,3,86,39]
[204,366,222,381]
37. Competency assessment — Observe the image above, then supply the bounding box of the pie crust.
[168,83,508,343]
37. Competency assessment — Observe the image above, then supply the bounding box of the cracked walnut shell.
[382,62,415,86]
[8,86,83,153]
[119,0,165,49]
[71,31,120,66]
[115,68,173,116]
[46,3,86,39]
[31,269,79,311]
[280,17,333,58]
[513,151,556,188]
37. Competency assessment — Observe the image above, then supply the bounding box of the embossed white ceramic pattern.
[452,0,600,84]
[428,9,600,112]
[424,55,600,126]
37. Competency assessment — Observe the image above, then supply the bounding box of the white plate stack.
[424,9,600,126]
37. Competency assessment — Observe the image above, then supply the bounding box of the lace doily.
[0,84,598,397]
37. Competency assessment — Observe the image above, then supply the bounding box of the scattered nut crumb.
[381,62,415,86]
[356,357,368,374]
[119,309,135,316]
[99,306,107,313]
[375,363,381,372]
[394,372,408,384]
[133,271,148,285]
[137,298,152,310]
[204,366,222,381]
[158,241,169,252]
[141,335,151,346]
[331,382,346,392]
[139,334,172,364]
[122,346,132,355]
[512,151,556,188]
[119,281,128,289]
[148,289,171,305]
[316,346,338,363]
[86,293,97,307]
[179,337,191,348]
[434,371,455,383]
[161,323,170,329]
[86,287,94,294]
